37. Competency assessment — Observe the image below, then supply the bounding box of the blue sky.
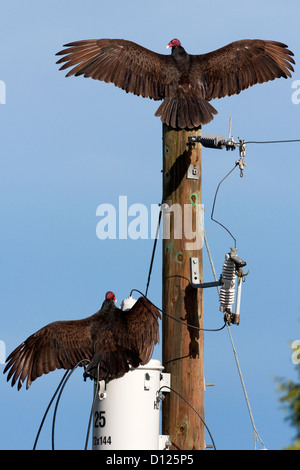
[1,0,300,450]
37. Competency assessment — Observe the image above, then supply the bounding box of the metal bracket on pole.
[190,251,248,325]
[186,164,200,180]
[97,379,107,400]
[190,257,222,289]
[188,133,247,177]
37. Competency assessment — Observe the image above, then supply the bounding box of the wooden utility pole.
[162,124,205,450]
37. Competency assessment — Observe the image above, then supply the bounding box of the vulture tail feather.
[155,97,217,129]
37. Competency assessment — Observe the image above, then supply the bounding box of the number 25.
[94,411,106,428]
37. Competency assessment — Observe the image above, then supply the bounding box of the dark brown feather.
[4,294,160,389]
[56,39,178,100]
[56,38,294,129]
[193,39,294,101]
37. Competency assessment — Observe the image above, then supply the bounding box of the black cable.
[85,382,98,450]
[51,370,73,450]
[33,370,69,450]
[130,288,226,332]
[158,385,216,450]
[51,359,90,450]
[145,201,163,297]
[210,163,238,247]
[209,137,300,243]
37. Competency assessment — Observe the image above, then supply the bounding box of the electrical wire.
[245,138,300,145]
[145,136,300,293]
[51,359,90,450]
[33,370,69,450]
[130,288,226,332]
[145,201,162,297]
[205,137,272,449]
[210,163,239,247]
[36,135,294,450]
[33,359,90,450]
[158,385,216,450]
[33,134,296,451]
[84,382,99,450]
[227,326,266,450]
[203,231,266,450]
[122,136,299,449]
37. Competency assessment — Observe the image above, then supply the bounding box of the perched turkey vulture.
[4,292,160,390]
[56,37,295,129]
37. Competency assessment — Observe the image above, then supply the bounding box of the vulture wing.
[4,297,161,389]
[56,39,179,100]
[191,39,295,100]
[124,296,161,365]
[4,316,95,390]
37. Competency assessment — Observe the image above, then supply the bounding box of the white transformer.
[92,359,171,450]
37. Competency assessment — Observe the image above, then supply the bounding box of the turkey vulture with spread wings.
[56,37,294,129]
[4,292,160,390]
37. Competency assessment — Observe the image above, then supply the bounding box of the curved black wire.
[158,385,216,450]
[210,163,238,247]
[130,288,226,332]
[51,359,90,450]
[33,370,69,450]
[33,360,90,450]
[33,358,99,451]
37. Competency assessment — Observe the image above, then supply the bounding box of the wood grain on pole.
[162,124,205,450]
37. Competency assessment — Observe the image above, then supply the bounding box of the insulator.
[199,134,227,149]
[219,254,236,313]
